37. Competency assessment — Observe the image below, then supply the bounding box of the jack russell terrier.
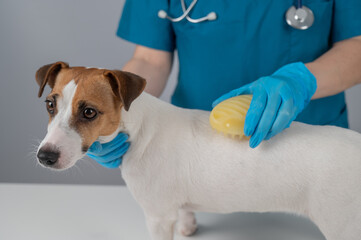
[36,62,361,240]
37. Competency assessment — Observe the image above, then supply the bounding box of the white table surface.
[0,184,326,240]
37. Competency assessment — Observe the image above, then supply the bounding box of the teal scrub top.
[117,0,361,128]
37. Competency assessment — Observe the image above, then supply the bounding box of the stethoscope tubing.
[158,0,216,23]
[297,0,303,9]
[180,0,214,23]
[170,0,198,22]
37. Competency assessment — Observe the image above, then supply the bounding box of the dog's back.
[121,93,361,240]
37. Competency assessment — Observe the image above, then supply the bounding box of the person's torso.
[168,0,347,127]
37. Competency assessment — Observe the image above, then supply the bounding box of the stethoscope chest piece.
[286,5,314,30]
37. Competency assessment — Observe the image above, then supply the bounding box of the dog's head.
[35,62,146,170]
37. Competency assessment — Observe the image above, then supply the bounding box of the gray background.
[0,0,360,186]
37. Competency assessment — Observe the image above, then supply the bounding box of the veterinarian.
[87,0,361,168]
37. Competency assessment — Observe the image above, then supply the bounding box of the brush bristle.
[210,95,252,140]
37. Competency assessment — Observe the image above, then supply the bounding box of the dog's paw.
[176,219,198,237]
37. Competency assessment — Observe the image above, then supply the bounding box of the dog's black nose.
[37,148,60,166]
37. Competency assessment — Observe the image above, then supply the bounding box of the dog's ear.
[104,70,146,111]
[35,61,69,97]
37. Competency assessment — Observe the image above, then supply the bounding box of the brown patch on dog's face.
[69,70,123,152]
[43,68,77,123]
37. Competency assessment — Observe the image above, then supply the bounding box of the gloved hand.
[86,133,130,168]
[212,62,317,148]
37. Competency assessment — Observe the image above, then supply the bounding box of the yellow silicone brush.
[209,95,252,138]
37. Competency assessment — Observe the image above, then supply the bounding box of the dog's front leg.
[145,214,177,240]
[176,209,197,236]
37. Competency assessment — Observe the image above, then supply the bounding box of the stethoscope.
[285,0,314,30]
[158,0,314,30]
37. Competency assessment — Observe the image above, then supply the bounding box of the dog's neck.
[122,92,161,137]
[98,92,166,145]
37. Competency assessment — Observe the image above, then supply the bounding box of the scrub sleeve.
[332,0,361,43]
[117,0,175,52]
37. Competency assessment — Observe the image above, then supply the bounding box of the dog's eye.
[83,108,97,120]
[45,100,55,114]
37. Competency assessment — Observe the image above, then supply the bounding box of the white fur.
[38,80,83,169]
[114,93,361,240]
[39,86,361,239]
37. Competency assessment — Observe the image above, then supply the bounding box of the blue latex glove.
[86,133,130,168]
[212,62,317,148]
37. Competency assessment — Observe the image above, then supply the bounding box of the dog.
[36,62,361,240]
